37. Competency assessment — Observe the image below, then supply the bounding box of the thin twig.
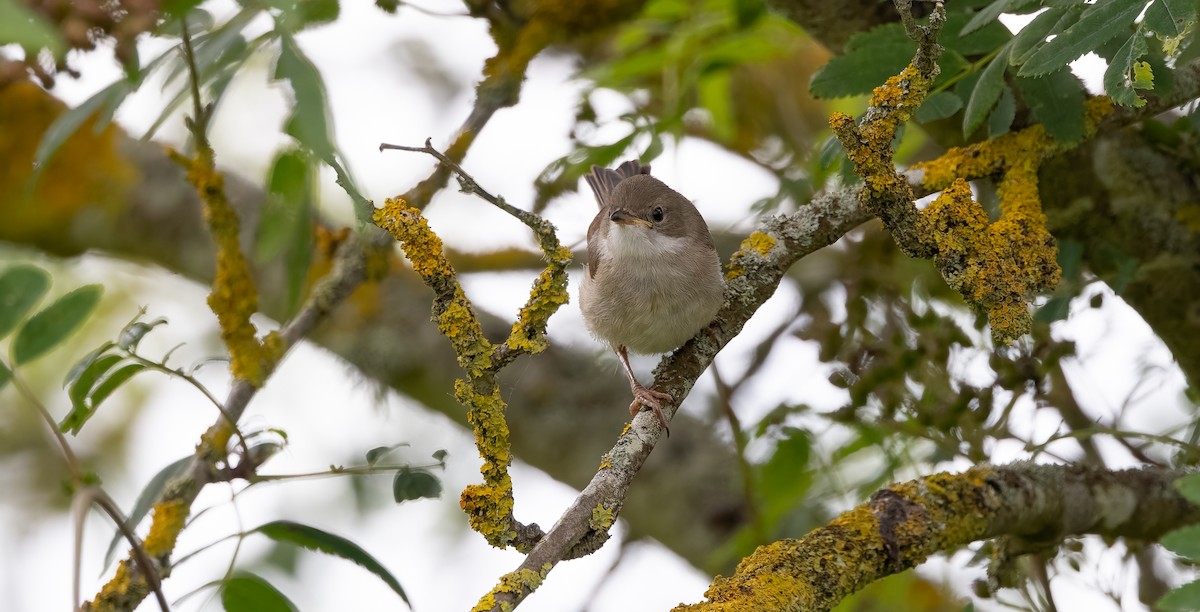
[381,139,545,231]
[73,487,170,612]
[178,19,210,146]
[710,361,765,544]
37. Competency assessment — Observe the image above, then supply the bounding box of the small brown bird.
[580,160,724,430]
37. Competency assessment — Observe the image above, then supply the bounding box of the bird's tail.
[584,160,650,208]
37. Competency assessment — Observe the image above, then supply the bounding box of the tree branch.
[677,463,1200,611]
[478,188,873,609]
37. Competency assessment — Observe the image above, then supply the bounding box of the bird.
[579,160,724,431]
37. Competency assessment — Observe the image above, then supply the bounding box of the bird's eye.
[651,206,664,222]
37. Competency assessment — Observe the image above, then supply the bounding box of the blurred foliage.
[1,0,1199,609]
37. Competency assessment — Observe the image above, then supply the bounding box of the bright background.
[0,2,1192,611]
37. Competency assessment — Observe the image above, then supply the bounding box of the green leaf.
[810,24,913,98]
[0,360,10,393]
[271,0,340,31]
[1142,36,1174,95]
[698,70,735,142]
[13,285,103,366]
[66,353,122,411]
[1018,0,1145,76]
[944,11,1014,56]
[1034,295,1071,323]
[1175,472,1200,504]
[1162,524,1200,560]
[251,521,410,604]
[932,50,972,91]
[163,0,205,19]
[758,427,813,517]
[274,31,335,162]
[964,46,1011,138]
[103,456,193,569]
[0,0,65,54]
[1133,61,1155,89]
[33,80,135,172]
[118,318,167,351]
[1015,69,1086,143]
[1144,0,1197,38]
[88,363,146,409]
[155,8,214,36]
[256,149,311,262]
[988,83,1017,135]
[1057,239,1085,280]
[1159,579,1200,610]
[0,265,51,339]
[1104,32,1150,107]
[1010,7,1080,66]
[257,148,315,313]
[365,443,408,465]
[61,361,144,435]
[988,85,1016,137]
[221,572,298,612]
[914,91,963,123]
[393,469,442,503]
[960,0,1016,37]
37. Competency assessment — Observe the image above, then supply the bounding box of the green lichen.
[590,503,616,531]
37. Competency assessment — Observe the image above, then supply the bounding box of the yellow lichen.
[198,421,235,464]
[869,66,930,118]
[455,379,525,549]
[744,232,777,256]
[590,503,616,531]
[373,198,455,280]
[679,467,998,610]
[471,563,554,612]
[87,559,148,610]
[172,146,273,386]
[0,81,136,251]
[1177,205,1200,232]
[143,500,189,558]
[505,248,570,354]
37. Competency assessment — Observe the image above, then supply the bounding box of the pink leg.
[616,345,673,431]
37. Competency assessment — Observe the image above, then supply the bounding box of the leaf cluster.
[812,0,1199,141]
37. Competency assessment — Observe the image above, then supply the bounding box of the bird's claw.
[629,385,673,432]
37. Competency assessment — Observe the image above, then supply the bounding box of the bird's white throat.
[603,223,690,262]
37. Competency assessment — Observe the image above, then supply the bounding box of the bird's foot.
[628,385,673,432]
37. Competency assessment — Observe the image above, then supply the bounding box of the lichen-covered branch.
[476,187,874,610]
[678,463,1200,611]
[829,0,945,261]
[831,0,1076,344]
[373,147,571,554]
[86,232,371,610]
[167,145,283,385]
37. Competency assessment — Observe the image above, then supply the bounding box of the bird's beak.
[610,209,653,228]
